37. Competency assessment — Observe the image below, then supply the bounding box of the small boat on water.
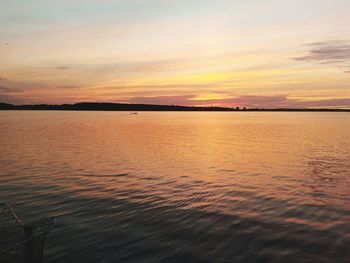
[130,112,138,115]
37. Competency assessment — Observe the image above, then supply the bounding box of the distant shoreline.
[0,102,349,112]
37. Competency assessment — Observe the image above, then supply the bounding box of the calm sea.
[0,111,349,263]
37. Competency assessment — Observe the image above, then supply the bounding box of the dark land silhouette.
[0,102,349,112]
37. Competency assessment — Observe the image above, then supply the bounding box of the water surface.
[0,111,349,262]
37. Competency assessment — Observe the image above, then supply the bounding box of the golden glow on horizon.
[190,94,231,101]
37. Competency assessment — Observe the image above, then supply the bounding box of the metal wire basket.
[0,203,56,263]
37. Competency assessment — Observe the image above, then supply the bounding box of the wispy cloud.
[55,66,70,70]
[295,40,350,72]
[56,85,81,89]
[0,86,23,93]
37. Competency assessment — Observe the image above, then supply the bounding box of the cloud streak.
[295,40,350,72]
[0,86,23,93]
[56,85,81,89]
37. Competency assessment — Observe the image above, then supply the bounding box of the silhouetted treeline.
[0,102,349,112]
[0,103,15,110]
[0,102,237,111]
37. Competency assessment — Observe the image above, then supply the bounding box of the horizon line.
[1,102,349,112]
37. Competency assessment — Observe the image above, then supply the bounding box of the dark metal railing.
[0,203,56,263]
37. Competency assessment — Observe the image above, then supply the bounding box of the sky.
[0,0,349,108]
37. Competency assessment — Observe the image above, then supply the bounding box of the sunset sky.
[0,0,349,108]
